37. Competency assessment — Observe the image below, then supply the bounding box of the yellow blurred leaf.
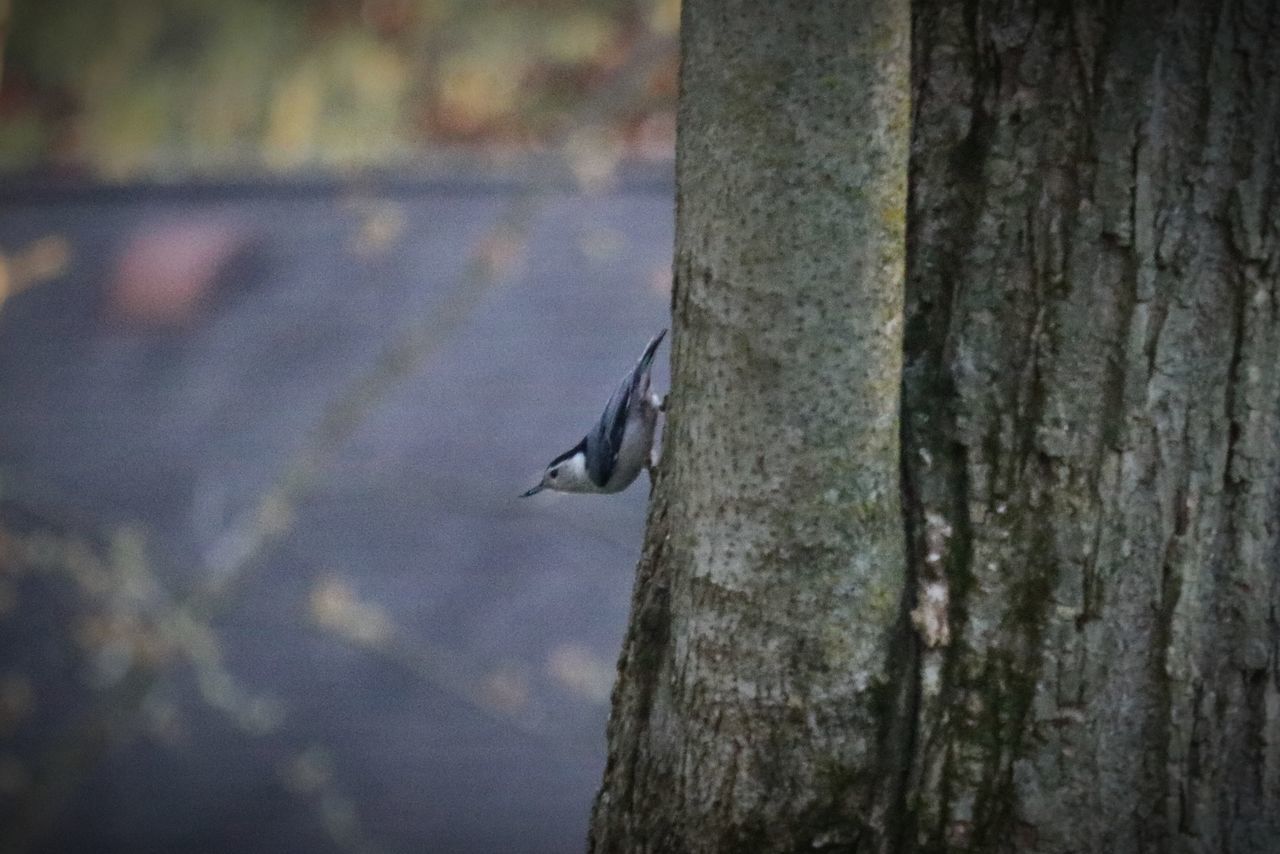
[475,231,527,280]
[565,125,623,191]
[281,745,334,794]
[0,235,72,312]
[649,0,681,35]
[309,575,393,646]
[438,52,523,134]
[265,63,324,170]
[481,663,530,714]
[543,12,615,63]
[546,643,613,704]
[350,201,406,257]
[20,235,71,281]
[141,692,187,746]
[349,43,408,102]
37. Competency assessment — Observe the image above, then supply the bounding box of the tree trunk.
[902,0,1280,850]
[593,0,1280,851]
[589,0,912,851]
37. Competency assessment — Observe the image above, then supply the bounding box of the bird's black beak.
[521,483,545,497]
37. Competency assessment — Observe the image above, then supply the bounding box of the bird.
[523,329,667,496]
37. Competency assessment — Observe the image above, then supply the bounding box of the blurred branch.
[309,574,600,761]
[0,520,285,852]
[278,744,388,854]
[196,191,538,597]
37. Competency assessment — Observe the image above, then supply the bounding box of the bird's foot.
[644,446,662,490]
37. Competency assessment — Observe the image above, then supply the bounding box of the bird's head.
[522,440,591,496]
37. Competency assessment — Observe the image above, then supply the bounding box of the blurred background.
[0,2,677,852]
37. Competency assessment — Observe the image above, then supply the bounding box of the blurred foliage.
[0,0,678,178]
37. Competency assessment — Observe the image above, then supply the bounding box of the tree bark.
[902,0,1280,850]
[589,0,911,851]
[593,0,1280,851]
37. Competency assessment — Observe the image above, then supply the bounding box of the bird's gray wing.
[586,375,634,487]
[586,329,666,488]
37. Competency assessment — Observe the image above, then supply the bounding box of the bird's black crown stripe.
[548,437,587,468]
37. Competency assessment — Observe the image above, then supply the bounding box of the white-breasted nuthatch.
[523,329,667,496]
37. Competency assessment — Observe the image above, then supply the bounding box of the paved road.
[0,169,673,854]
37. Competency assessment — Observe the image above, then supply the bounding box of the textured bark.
[902,0,1280,850]
[589,0,911,851]
[594,0,1280,851]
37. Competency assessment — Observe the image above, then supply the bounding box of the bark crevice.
[900,0,1280,850]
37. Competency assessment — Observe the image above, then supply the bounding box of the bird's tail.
[635,328,667,376]
[629,327,667,398]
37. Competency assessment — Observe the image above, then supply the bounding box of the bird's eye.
[549,468,559,479]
